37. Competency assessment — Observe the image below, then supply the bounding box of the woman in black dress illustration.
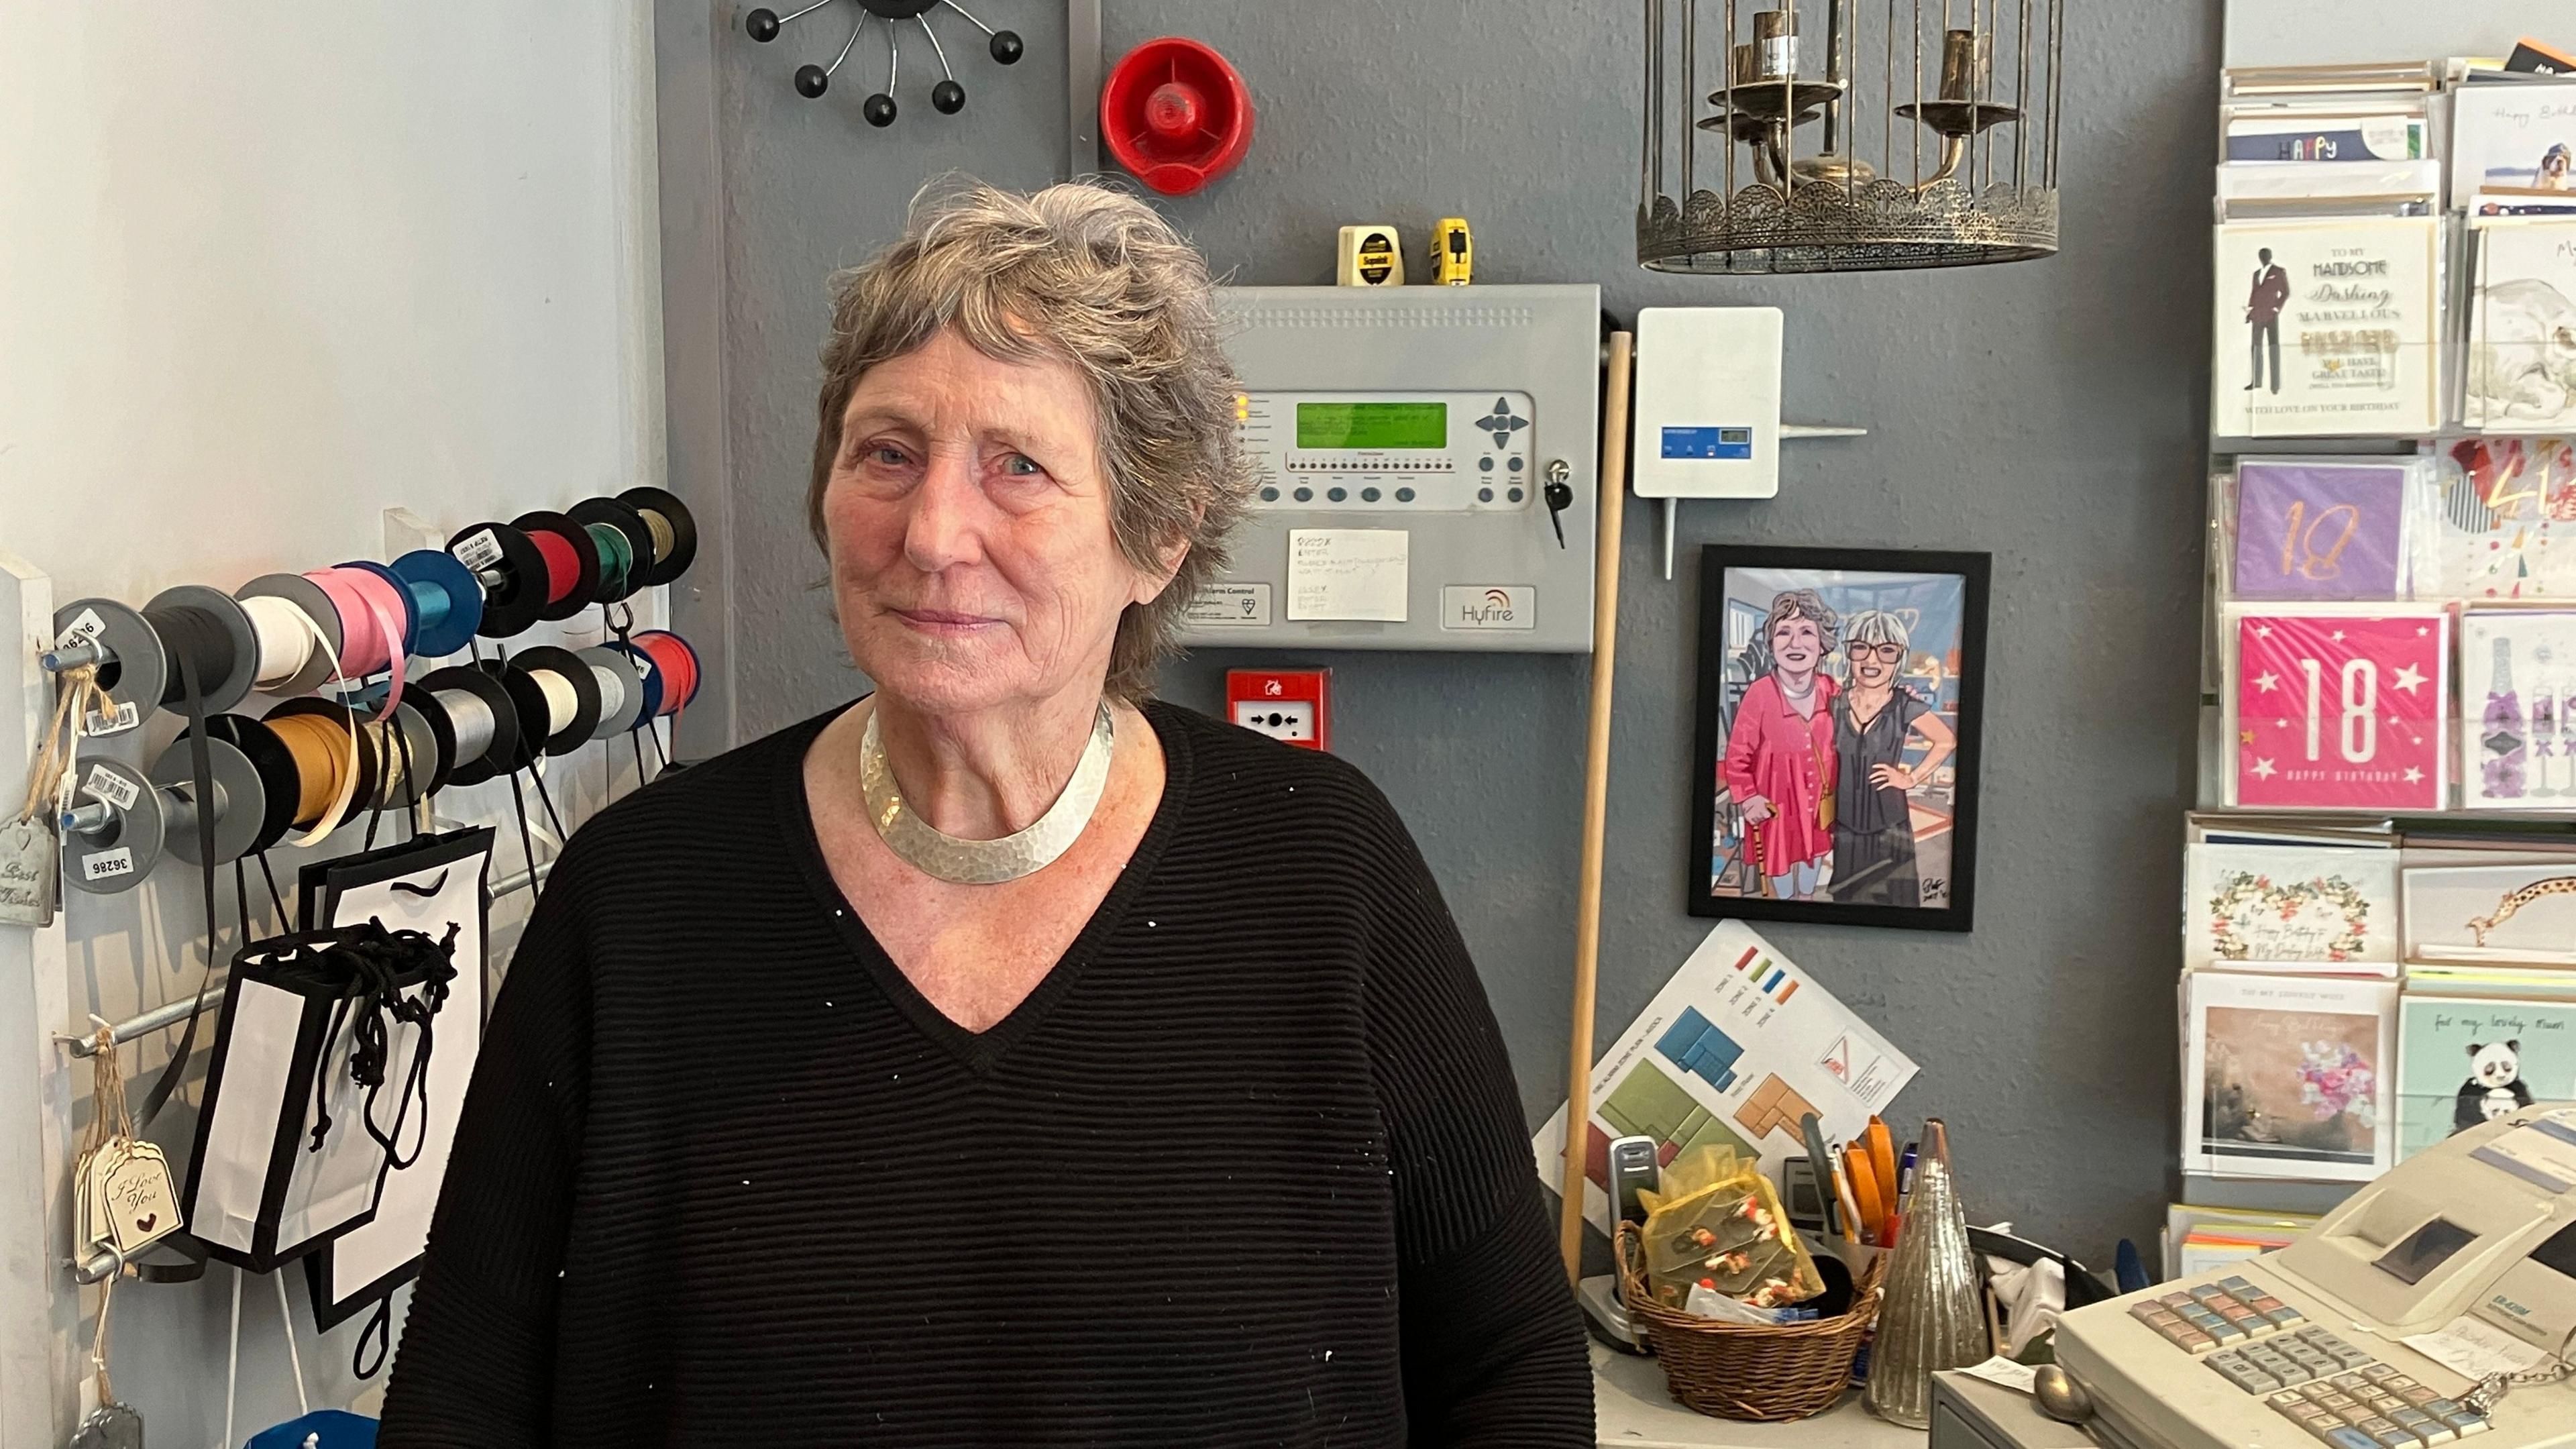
[1830,609,1957,907]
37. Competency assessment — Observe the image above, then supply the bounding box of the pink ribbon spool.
[303,566,409,718]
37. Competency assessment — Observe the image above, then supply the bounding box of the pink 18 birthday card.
[2231,607,2450,811]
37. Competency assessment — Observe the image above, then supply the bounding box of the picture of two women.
[1695,553,1987,929]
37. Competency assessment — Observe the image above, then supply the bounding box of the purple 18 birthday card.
[2233,460,2412,600]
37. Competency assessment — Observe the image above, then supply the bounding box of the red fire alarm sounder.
[1101,36,1254,196]
[1225,669,1329,750]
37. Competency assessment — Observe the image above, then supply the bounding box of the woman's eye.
[1001,453,1044,477]
[871,445,909,466]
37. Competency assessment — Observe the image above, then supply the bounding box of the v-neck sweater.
[376,699,1591,1447]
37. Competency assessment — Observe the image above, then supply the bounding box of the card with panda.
[2211,217,2439,439]
[2395,995,2576,1163]
[2184,971,2398,1182]
[2465,219,2576,431]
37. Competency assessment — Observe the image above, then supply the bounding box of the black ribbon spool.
[418,663,522,788]
[570,496,655,605]
[509,645,603,757]
[511,510,601,624]
[618,485,700,586]
[142,587,260,714]
[191,716,302,853]
[264,697,381,828]
[445,521,551,639]
[475,658,555,774]
[148,736,266,867]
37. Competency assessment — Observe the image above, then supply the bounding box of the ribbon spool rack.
[40,490,706,900]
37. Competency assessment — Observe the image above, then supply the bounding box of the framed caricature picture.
[1690,546,1990,931]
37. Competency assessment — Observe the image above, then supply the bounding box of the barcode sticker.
[83,702,140,737]
[82,765,140,812]
[451,529,505,571]
[61,608,107,647]
[80,847,136,883]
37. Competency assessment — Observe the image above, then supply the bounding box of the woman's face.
[1770,614,1822,676]
[1849,637,1902,688]
[822,327,1173,717]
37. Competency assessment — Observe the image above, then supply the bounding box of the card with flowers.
[2185,842,2399,975]
[2184,971,2398,1181]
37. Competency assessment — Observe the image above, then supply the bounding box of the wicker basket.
[1616,1221,1885,1423]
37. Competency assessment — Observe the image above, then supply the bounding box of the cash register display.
[2377,1219,2481,1287]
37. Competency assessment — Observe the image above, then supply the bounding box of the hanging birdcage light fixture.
[1638,0,2063,273]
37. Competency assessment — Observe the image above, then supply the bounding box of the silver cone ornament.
[1865,1146,1988,1426]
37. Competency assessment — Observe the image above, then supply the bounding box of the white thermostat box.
[1630,307,1782,500]
[1181,284,1602,653]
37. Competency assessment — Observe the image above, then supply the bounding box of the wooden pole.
[1558,331,1633,1282]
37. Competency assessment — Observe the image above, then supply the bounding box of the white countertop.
[1593,1343,1929,1448]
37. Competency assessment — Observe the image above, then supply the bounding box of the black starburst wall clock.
[745,0,1026,127]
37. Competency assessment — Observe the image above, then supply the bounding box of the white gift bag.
[295,828,492,1347]
[182,916,461,1273]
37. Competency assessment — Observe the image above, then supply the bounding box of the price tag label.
[83,764,141,813]
[80,847,136,883]
[83,701,141,737]
[451,528,506,572]
[60,607,108,648]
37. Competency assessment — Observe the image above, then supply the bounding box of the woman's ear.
[1131,536,1192,606]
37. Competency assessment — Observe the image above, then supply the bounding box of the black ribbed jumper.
[377,699,1591,1446]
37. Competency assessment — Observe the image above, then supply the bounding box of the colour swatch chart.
[1530,920,1919,1234]
[2233,610,2448,811]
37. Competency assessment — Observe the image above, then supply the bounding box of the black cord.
[256,852,290,932]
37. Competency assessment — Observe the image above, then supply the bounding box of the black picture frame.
[1688,545,1990,932]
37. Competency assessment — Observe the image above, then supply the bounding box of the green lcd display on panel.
[1296,401,1447,450]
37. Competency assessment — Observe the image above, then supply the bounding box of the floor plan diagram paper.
[1532,920,1920,1234]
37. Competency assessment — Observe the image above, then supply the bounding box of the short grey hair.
[1843,608,1911,651]
[808,176,1256,699]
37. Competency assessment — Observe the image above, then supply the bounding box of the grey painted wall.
[674,0,2221,1264]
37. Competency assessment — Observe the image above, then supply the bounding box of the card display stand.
[2186,51,2576,1228]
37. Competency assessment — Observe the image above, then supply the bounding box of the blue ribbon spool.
[389,549,486,658]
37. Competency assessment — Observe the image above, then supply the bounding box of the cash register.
[2047,1107,2576,1449]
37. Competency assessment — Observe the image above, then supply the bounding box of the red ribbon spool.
[631,631,700,717]
[529,528,583,606]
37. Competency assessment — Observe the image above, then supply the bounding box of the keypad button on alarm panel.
[2127,1277,2492,1448]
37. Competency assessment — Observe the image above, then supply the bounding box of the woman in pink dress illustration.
[1721,589,1839,900]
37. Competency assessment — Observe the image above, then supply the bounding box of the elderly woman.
[376,180,1589,1446]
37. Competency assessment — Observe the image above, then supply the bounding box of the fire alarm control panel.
[1181,284,1602,654]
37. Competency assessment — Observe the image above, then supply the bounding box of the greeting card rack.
[2182,51,2576,1246]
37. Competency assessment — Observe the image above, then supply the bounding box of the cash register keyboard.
[2126,1277,2495,1449]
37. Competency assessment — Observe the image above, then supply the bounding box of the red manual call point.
[1100,36,1253,197]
